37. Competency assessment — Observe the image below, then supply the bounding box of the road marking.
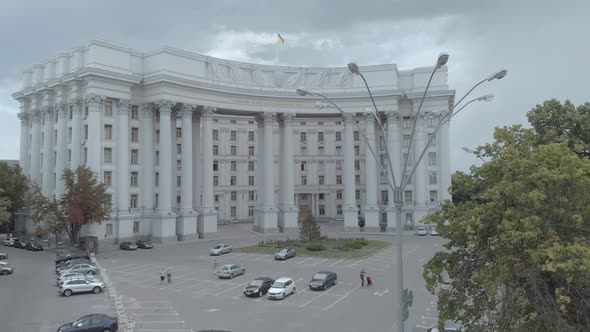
[133,313,179,316]
[346,260,363,268]
[137,330,192,332]
[296,257,313,265]
[141,321,185,323]
[373,289,389,296]
[251,255,268,261]
[298,285,337,307]
[329,259,343,267]
[309,258,328,266]
[321,285,361,310]
[215,281,250,295]
[206,308,221,312]
[422,316,438,320]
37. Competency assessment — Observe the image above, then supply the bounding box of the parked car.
[136,240,153,249]
[56,258,92,271]
[3,238,15,246]
[309,271,337,290]
[25,241,44,251]
[274,247,296,260]
[57,272,96,285]
[58,263,98,276]
[119,242,138,251]
[55,251,89,265]
[267,277,296,300]
[0,261,13,275]
[243,277,274,297]
[13,238,26,249]
[209,244,232,256]
[217,264,245,279]
[431,227,439,236]
[58,275,100,287]
[57,314,118,332]
[417,226,427,236]
[59,278,106,297]
[0,252,6,260]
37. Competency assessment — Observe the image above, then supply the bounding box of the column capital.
[202,106,217,116]
[155,99,175,113]
[256,112,276,124]
[69,98,83,112]
[278,112,295,125]
[343,115,355,125]
[31,109,42,122]
[85,94,105,109]
[17,112,29,122]
[180,104,195,118]
[141,103,155,118]
[385,110,402,121]
[118,99,131,115]
[56,102,69,117]
[363,111,376,122]
[42,105,54,114]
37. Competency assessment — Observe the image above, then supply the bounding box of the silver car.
[58,263,98,276]
[217,264,245,279]
[57,273,99,286]
[0,261,13,275]
[59,278,105,297]
[209,244,232,256]
[0,252,6,260]
[3,238,14,246]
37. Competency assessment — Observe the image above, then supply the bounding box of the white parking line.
[310,258,329,266]
[251,255,268,261]
[137,330,192,332]
[133,313,179,316]
[346,260,363,268]
[215,281,250,295]
[298,285,337,307]
[296,258,314,265]
[141,320,184,324]
[322,285,360,310]
[329,259,343,267]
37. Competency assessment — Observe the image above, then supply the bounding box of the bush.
[304,243,326,251]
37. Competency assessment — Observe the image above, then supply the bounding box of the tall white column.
[363,112,380,231]
[116,99,131,213]
[69,98,83,169]
[197,106,218,238]
[253,112,279,234]
[17,111,30,178]
[386,110,402,232]
[41,106,54,197]
[191,112,202,213]
[413,115,428,225]
[177,104,197,241]
[55,103,68,196]
[84,94,104,172]
[152,100,177,243]
[141,103,155,211]
[29,109,42,185]
[439,118,452,201]
[278,113,298,233]
[342,116,359,231]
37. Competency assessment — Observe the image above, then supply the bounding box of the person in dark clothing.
[360,268,366,286]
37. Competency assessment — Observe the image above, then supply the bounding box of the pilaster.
[140,103,155,211]
[342,115,359,232]
[41,105,55,197]
[17,110,30,178]
[177,104,197,241]
[69,98,83,169]
[55,103,68,196]
[29,109,42,185]
[278,113,298,233]
[116,99,130,213]
[198,106,218,238]
[363,112,380,232]
[84,93,105,172]
[253,112,279,234]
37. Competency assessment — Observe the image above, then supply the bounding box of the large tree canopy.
[0,162,28,224]
[424,124,590,331]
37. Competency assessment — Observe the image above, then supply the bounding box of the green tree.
[0,162,28,230]
[299,211,321,242]
[29,165,111,245]
[0,193,11,224]
[424,125,590,331]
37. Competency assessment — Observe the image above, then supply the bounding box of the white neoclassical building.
[12,40,454,244]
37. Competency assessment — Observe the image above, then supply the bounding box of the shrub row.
[304,243,326,251]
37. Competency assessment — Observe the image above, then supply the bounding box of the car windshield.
[250,280,264,287]
[418,227,426,230]
[220,266,229,271]
[214,245,222,249]
[272,282,286,288]
[313,273,327,280]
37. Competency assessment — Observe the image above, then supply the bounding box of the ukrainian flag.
[277,33,285,45]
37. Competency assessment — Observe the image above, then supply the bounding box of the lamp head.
[477,94,495,102]
[436,53,450,67]
[462,147,474,153]
[296,88,308,96]
[315,101,330,109]
[347,62,360,75]
[487,69,507,81]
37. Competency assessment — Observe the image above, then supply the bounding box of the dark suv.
[57,314,118,332]
[25,241,43,251]
[13,239,26,249]
[55,251,90,265]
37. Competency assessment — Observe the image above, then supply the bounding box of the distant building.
[12,40,454,244]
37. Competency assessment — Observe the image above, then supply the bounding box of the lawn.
[234,238,391,259]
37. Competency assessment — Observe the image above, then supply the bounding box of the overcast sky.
[0,0,588,171]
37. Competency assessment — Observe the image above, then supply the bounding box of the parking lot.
[0,242,114,332]
[98,226,444,332]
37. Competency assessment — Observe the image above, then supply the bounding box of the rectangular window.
[104,148,112,163]
[249,191,255,201]
[230,119,236,124]
[213,130,219,140]
[318,146,324,155]
[403,116,411,129]
[318,132,324,142]
[131,150,139,164]
[301,161,306,171]
[231,175,237,186]
[248,146,254,156]
[403,152,412,165]
[354,146,360,155]
[155,172,159,186]
[335,131,342,142]
[428,152,437,166]
[231,161,237,172]
[176,175,181,187]
[355,190,361,200]
[213,161,218,171]
[319,205,325,216]
[177,144,181,155]
[230,206,237,218]
[429,171,438,185]
[404,190,413,203]
[427,116,437,128]
[301,176,307,185]
[337,205,342,215]
[403,135,411,148]
[248,131,254,141]
[248,176,255,186]
[336,175,342,185]
[355,175,360,185]
[354,131,360,141]
[155,151,159,166]
[68,127,72,143]
[104,101,113,117]
[318,121,323,125]
[355,160,360,171]
[155,111,160,122]
[155,130,160,144]
[336,190,343,200]
[248,206,254,217]
[230,130,237,141]
[176,128,182,139]
[405,212,413,224]
[213,145,219,156]
[131,128,139,143]
[381,190,388,204]
[318,161,325,171]
[130,194,138,209]
[104,125,112,140]
[319,175,324,185]
[84,125,88,140]
[131,172,139,187]
[213,176,218,186]
[248,161,255,172]
[300,146,307,155]
[231,146,237,156]
[106,224,113,236]
[336,161,342,171]
[103,171,112,186]
[319,193,325,200]
[336,146,342,156]
[131,105,139,120]
[177,195,181,206]
[133,221,139,233]
[430,190,438,203]
[231,191,237,201]
[300,132,307,142]
[428,133,436,146]
[300,121,306,126]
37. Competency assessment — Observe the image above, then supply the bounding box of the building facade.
[12,40,454,244]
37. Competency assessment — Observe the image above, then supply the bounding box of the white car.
[3,238,14,246]
[0,252,6,260]
[431,227,439,236]
[417,226,427,236]
[217,264,245,279]
[57,275,99,287]
[209,244,232,256]
[267,277,296,300]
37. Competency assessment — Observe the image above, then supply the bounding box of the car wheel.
[64,289,72,297]
[323,284,327,290]
[292,287,296,294]
[87,270,95,275]
[229,248,232,253]
[1,270,7,275]
[333,279,337,286]
[242,269,245,275]
[93,286,102,294]
[102,329,111,332]
[281,293,285,300]
[258,290,262,297]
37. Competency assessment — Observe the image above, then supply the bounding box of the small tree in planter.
[299,211,321,242]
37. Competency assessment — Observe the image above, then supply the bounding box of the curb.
[93,257,135,332]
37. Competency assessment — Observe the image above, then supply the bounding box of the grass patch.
[234,238,391,259]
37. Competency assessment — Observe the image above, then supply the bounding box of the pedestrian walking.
[160,268,166,284]
[360,268,366,287]
[166,266,173,284]
[213,259,218,273]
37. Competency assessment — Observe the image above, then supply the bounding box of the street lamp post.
[297,59,506,332]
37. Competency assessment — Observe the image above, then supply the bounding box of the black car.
[309,271,337,290]
[57,313,118,332]
[119,242,138,250]
[25,241,44,251]
[13,239,26,249]
[55,251,90,265]
[136,240,153,249]
[243,277,274,297]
